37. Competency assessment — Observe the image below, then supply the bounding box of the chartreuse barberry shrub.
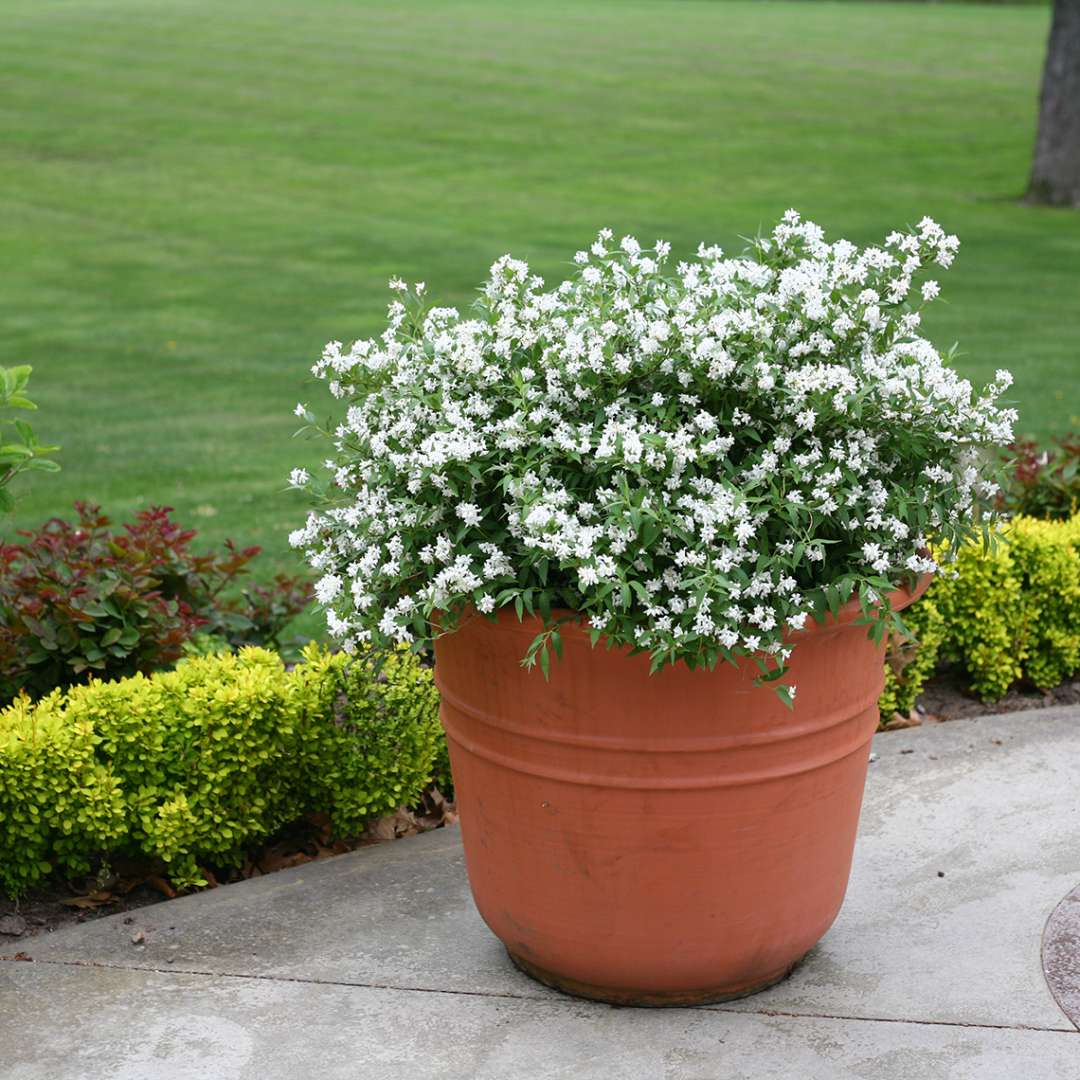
[291,643,444,834]
[290,213,1014,707]
[877,513,1080,710]
[934,515,1080,701]
[64,648,312,890]
[0,692,125,896]
[0,645,443,897]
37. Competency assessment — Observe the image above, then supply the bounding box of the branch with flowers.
[290,212,1015,705]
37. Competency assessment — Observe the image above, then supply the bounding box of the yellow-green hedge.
[0,644,442,897]
[881,514,1080,719]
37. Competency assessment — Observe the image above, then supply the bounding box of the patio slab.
[4,962,1079,1080]
[3,707,1079,1078]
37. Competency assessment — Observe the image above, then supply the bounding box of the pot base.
[506,949,802,1008]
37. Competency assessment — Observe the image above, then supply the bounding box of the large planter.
[433,582,927,1006]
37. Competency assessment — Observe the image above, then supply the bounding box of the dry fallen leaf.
[59,890,114,910]
[361,807,423,843]
[881,711,923,732]
[257,845,312,875]
[146,876,178,899]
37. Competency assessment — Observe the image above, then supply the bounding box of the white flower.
[456,502,483,527]
[289,468,309,487]
[315,574,342,604]
[921,280,940,302]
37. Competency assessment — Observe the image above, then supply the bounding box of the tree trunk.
[1026,0,1080,207]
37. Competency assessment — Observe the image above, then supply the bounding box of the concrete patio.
[3,707,1079,1079]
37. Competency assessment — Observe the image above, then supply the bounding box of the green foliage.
[0,645,443,896]
[0,503,311,705]
[984,516,1080,695]
[880,514,1080,713]
[878,598,945,721]
[61,649,311,889]
[0,693,125,897]
[999,437,1080,521]
[0,365,59,514]
[292,644,444,836]
[429,723,455,799]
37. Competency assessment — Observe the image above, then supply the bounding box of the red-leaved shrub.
[0,503,311,703]
[1000,436,1080,521]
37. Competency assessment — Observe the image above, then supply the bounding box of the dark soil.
[913,667,1080,722]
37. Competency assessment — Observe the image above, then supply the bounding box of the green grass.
[3,0,1077,574]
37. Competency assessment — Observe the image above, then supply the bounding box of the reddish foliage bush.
[1000,436,1080,521]
[0,503,311,703]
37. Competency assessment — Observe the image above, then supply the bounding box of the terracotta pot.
[433,581,928,1006]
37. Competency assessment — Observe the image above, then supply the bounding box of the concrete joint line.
[9,955,1079,1036]
[709,1005,1080,1036]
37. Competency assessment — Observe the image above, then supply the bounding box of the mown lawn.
[3,0,1077,573]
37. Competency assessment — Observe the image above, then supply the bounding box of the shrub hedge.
[881,513,1080,719]
[0,644,442,896]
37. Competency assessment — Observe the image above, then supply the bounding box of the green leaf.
[776,686,796,710]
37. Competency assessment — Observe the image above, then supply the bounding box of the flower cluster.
[291,212,1015,702]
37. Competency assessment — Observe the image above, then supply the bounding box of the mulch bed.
[0,788,455,946]
[881,667,1080,730]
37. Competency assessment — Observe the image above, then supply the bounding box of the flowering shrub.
[291,213,1015,703]
[0,503,311,703]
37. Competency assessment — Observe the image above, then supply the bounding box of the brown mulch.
[0,787,456,945]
